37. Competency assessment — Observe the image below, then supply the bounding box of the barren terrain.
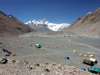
[0,31,100,75]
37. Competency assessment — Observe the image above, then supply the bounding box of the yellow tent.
[73,50,77,53]
[79,54,82,57]
[90,54,95,57]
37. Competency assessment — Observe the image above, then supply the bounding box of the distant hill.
[0,11,32,36]
[64,7,100,37]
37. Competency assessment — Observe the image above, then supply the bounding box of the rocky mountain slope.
[0,11,32,36]
[26,24,51,32]
[64,7,100,37]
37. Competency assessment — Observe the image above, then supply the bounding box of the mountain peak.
[25,19,70,31]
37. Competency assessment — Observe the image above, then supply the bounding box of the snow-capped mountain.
[25,19,70,31]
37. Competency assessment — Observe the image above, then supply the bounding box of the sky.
[0,0,100,24]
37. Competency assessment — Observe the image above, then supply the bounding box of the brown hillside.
[0,11,32,36]
[65,7,100,37]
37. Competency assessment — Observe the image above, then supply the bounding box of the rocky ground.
[0,31,100,75]
[0,59,96,75]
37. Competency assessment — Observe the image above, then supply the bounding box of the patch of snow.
[25,19,70,31]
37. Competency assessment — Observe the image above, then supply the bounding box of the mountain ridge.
[64,7,100,37]
[25,19,70,31]
[0,11,32,36]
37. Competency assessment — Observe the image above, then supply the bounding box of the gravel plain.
[0,31,100,75]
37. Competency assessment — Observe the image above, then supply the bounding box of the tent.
[35,44,41,48]
[89,66,100,74]
[83,59,94,66]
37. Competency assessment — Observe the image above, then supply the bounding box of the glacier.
[25,19,70,31]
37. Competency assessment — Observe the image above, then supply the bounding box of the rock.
[0,42,2,44]
[11,60,16,63]
[58,66,62,70]
[52,63,56,66]
[73,70,77,72]
[34,63,40,66]
[69,72,73,74]
[29,66,33,70]
[15,60,28,65]
[22,60,29,64]
[41,64,46,68]
[15,60,22,64]
[45,61,48,65]
[44,68,50,72]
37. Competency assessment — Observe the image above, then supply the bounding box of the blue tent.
[65,56,69,59]
[6,53,10,56]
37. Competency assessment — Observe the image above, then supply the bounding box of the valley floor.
[0,32,100,75]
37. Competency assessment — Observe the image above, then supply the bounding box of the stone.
[11,60,16,63]
[34,63,40,66]
[45,61,48,65]
[29,66,33,70]
[45,68,50,72]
